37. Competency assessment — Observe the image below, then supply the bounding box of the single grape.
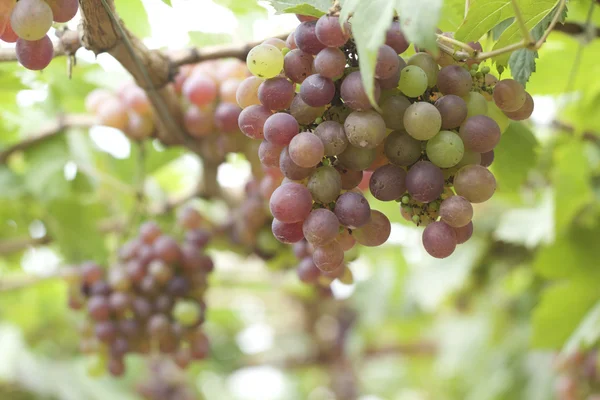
[132,297,153,320]
[182,74,218,107]
[173,300,202,327]
[290,95,326,125]
[139,221,161,244]
[480,150,494,167]
[503,92,534,120]
[126,112,154,140]
[369,164,407,201]
[422,221,457,258]
[283,49,314,83]
[279,146,315,180]
[344,110,387,149]
[220,78,243,104]
[11,0,53,41]
[454,221,473,244]
[258,140,283,168]
[263,112,299,146]
[272,219,305,244]
[286,31,297,50]
[153,235,182,264]
[341,71,381,111]
[493,79,526,112]
[122,85,151,115]
[314,120,348,156]
[238,104,272,139]
[303,208,340,246]
[459,115,501,153]
[15,35,53,70]
[398,65,428,98]
[404,102,442,140]
[384,130,422,167]
[337,145,376,171]
[336,167,363,190]
[453,165,496,203]
[262,37,287,50]
[288,132,325,168]
[95,321,117,343]
[214,103,242,132]
[375,45,401,80]
[437,65,473,97]
[294,21,327,55]
[377,67,401,90]
[314,47,346,78]
[312,241,344,272]
[334,192,371,228]
[247,44,284,79]
[300,74,336,107]
[439,195,473,227]
[426,130,465,168]
[463,92,488,118]
[385,21,409,54]
[406,161,444,203]
[258,77,295,111]
[88,296,111,321]
[236,76,263,108]
[379,95,411,130]
[407,52,438,87]
[434,94,468,129]
[297,257,322,284]
[315,15,350,47]
[307,166,342,204]
[96,97,129,131]
[353,210,391,247]
[269,182,313,223]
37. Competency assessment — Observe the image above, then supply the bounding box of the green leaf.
[214,0,269,16]
[394,0,443,50]
[116,0,151,38]
[161,0,172,5]
[340,0,395,107]
[188,32,233,47]
[0,166,25,199]
[561,301,600,356]
[23,135,71,201]
[492,17,514,40]
[455,0,513,42]
[492,122,538,192]
[552,138,592,235]
[493,0,559,66]
[532,279,599,349]
[267,0,331,16]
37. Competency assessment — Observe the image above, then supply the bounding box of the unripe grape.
[247,44,284,79]
[11,0,53,41]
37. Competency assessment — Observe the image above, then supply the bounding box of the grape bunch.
[236,13,534,260]
[0,0,79,70]
[65,207,213,377]
[554,351,600,400]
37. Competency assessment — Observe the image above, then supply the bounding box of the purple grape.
[459,115,501,153]
[238,105,272,139]
[283,49,314,83]
[422,221,457,258]
[369,164,407,201]
[263,112,299,146]
[454,221,474,244]
[314,47,346,78]
[300,74,335,107]
[315,15,351,47]
[340,71,381,111]
[439,195,473,227]
[258,77,295,111]
[294,21,327,55]
[272,219,305,244]
[353,210,391,247]
[279,146,315,180]
[435,94,468,129]
[312,241,344,272]
[385,21,409,54]
[302,208,340,246]
[334,192,371,228]
[406,161,444,203]
[269,182,313,223]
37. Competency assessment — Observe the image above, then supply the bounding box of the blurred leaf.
[532,278,599,348]
[492,122,539,192]
[188,32,233,47]
[115,0,151,38]
[455,0,513,42]
[267,0,330,15]
[0,167,25,200]
[438,0,466,32]
[22,136,71,201]
[215,0,269,16]
[394,0,443,51]
[561,301,600,355]
[161,0,172,5]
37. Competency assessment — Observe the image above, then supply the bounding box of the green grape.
[246,44,284,79]
[487,101,510,133]
[398,65,428,98]
[481,65,491,74]
[407,53,439,87]
[173,300,202,327]
[404,102,442,140]
[426,130,465,168]
[87,354,107,378]
[463,92,488,118]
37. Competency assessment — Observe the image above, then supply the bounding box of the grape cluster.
[236,13,535,260]
[0,0,79,70]
[137,361,196,400]
[554,351,600,400]
[65,208,213,377]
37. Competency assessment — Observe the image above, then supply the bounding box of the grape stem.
[436,34,476,54]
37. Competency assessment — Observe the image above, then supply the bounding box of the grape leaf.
[455,0,513,42]
[394,0,443,51]
[532,279,599,349]
[214,0,268,16]
[116,0,151,38]
[161,0,172,5]
[267,0,331,16]
[492,122,538,192]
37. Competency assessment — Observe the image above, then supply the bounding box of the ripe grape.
[15,35,53,70]
[88,296,111,321]
[182,74,218,107]
[337,145,376,171]
[258,140,283,167]
[11,0,53,41]
[220,78,242,104]
[336,229,356,251]
[437,65,473,97]
[344,110,387,149]
[269,182,313,223]
[236,76,263,108]
[238,105,272,139]
[279,146,315,180]
[184,105,214,138]
[109,292,131,315]
[303,208,340,246]
[375,45,400,80]
[336,167,363,190]
[384,130,422,167]
[307,166,342,204]
[459,115,501,153]
[297,258,322,284]
[315,15,350,47]
[300,74,336,107]
[126,112,154,140]
[454,221,473,244]
[1,21,19,43]
[341,71,381,111]
[95,321,117,343]
[378,67,401,90]
[214,103,242,132]
[85,89,113,114]
[353,210,391,247]
[398,66,428,98]
[122,85,151,115]
[434,94,468,129]
[312,241,344,272]
[493,79,526,112]
[247,44,284,79]
[426,130,465,168]
[283,49,314,83]
[385,21,409,54]
[404,102,442,140]
[369,164,407,201]
[453,165,496,203]
[480,150,494,167]
[407,52,439,87]
[258,77,295,110]
[288,132,325,168]
[334,192,371,228]
[97,97,129,131]
[314,47,346,78]
[153,235,182,264]
[294,21,327,55]
[406,161,444,203]
[272,219,305,244]
[503,92,534,120]
[439,196,473,228]
[286,31,297,49]
[463,92,488,118]
[380,95,411,130]
[139,221,162,244]
[422,221,457,258]
[81,263,103,284]
[314,120,348,156]
[263,112,299,146]
[290,95,325,125]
